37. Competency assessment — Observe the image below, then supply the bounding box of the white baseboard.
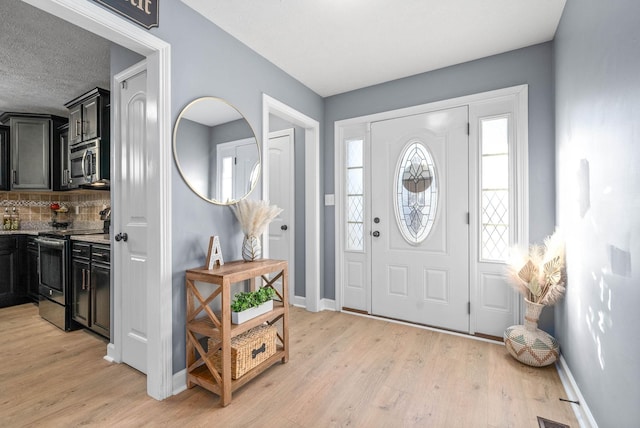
[556,356,598,428]
[104,343,117,363]
[291,296,336,311]
[292,295,306,308]
[173,368,187,395]
[320,298,336,311]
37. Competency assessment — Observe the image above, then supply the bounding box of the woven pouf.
[504,299,560,367]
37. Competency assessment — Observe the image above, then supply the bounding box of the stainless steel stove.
[36,229,106,330]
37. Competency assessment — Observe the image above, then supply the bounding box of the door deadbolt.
[374,217,380,224]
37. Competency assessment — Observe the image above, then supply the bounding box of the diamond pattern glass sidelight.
[481,116,509,261]
[394,141,437,244]
[481,190,509,260]
[346,139,364,251]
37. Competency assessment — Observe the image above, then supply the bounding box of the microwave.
[69,138,109,187]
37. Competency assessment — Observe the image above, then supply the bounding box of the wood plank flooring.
[0,303,578,427]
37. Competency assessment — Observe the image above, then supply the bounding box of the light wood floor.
[0,303,578,427]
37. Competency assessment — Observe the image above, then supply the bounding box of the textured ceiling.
[0,0,111,118]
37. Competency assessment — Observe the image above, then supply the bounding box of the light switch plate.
[324,194,335,206]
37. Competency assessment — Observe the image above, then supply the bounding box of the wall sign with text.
[93,0,159,29]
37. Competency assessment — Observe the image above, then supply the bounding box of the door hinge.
[122,80,128,90]
[466,212,470,224]
[234,156,237,165]
[467,122,470,135]
[468,302,471,314]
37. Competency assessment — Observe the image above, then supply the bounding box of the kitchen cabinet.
[90,244,110,338]
[17,235,39,304]
[25,236,40,302]
[0,113,66,190]
[0,125,8,190]
[71,241,110,339]
[0,235,29,308]
[65,88,110,145]
[53,123,72,190]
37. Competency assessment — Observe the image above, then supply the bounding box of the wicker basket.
[208,324,277,379]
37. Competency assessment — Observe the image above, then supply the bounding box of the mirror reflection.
[173,97,260,205]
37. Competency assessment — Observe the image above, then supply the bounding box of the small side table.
[185,259,289,406]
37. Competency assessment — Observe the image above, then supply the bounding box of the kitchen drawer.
[91,245,110,264]
[26,237,38,251]
[71,242,90,259]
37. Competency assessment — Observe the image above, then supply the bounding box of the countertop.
[70,234,111,245]
[0,230,39,236]
[0,229,110,245]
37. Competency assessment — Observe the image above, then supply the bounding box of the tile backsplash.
[0,190,110,230]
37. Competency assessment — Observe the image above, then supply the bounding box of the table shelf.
[188,346,286,396]
[187,301,286,340]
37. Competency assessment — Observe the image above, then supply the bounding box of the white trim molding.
[262,94,321,312]
[557,356,598,428]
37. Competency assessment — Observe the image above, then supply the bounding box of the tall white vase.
[242,235,261,261]
[504,299,560,367]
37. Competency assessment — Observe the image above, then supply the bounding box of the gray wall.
[269,114,306,297]
[554,1,640,426]
[110,43,144,75]
[109,1,324,373]
[324,43,556,332]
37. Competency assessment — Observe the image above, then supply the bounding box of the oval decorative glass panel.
[394,141,438,244]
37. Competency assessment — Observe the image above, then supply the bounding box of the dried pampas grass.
[232,199,283,237]
[506,230,566,306]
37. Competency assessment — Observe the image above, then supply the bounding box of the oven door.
[36,237,67,305]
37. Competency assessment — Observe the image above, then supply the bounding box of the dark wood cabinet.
[25,237,39,302]
[0,113,66,190]
[0,235,29,308]
[53,123,71,190]
[71,242,91,327]
[65,88,110,145]
[0,125,9,190]
[71,241,110,339]
[90,246,110,339]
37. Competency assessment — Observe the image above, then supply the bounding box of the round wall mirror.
[173,97,261,205]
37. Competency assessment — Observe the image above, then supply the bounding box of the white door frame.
[262,94,321,312]
[25,0,173,399]
[268,128,296,303]
[334,85,528,333]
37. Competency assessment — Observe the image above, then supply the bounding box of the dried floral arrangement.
[231,199,282,237]
[506,230,566,306]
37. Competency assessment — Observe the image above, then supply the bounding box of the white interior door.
[216,138,260,202]
[116,69,149,373]
[268,129,295,297]
[370,107,470,332]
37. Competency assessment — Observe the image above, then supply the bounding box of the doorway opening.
[262,94,321,311]
[26,0,173,400]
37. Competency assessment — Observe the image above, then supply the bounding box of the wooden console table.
[185,259,289,406]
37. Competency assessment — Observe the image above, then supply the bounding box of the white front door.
[116,69,149,373]
[267,129,295,297]
[370,107,470,332]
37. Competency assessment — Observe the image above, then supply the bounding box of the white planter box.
[231,300,273,325]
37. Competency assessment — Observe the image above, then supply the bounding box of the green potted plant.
[231,287,276,324]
